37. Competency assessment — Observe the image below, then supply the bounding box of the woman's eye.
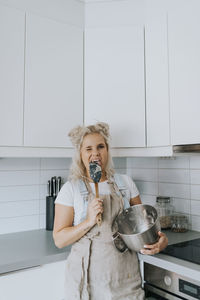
[99,145,105,149]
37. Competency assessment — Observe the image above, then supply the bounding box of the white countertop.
[0,228,200,279]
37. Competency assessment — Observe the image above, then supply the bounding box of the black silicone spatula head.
[89,162,102,183]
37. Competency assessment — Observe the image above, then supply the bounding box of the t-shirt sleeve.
[54,181,74,207]
[122,174,139,198]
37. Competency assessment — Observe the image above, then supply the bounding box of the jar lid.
[156,196,170,203]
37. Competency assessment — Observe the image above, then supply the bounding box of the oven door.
[145,283,185,300]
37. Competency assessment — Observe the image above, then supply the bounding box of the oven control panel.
[144,262,200,300]
[179,279,200,299]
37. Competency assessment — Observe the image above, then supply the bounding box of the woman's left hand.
[140,231,168,255]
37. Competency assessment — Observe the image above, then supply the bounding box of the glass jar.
[155,196,174,229]
[171,214,188,233]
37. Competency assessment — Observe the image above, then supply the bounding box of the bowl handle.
[112,232,129,254]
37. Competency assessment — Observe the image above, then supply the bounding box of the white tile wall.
[0,157,126,235]
[1,156,200,234]
[127,156,200,231]
[0,158,72,234]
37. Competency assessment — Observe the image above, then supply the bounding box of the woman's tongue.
[90,159,101,166]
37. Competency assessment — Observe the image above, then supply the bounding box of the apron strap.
[113,174,130,209]
[78,179,89,197]
[114,173,127,190]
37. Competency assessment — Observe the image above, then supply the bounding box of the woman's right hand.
[86,198,103,226]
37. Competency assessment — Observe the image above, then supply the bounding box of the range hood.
[173,144,200,153]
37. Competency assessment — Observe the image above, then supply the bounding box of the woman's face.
[81,133,108,180]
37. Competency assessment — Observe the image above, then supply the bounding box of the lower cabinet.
[0,261,65,300]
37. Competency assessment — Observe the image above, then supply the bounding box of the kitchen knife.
[50,177,54,196]
[47,180,51,196]
[52,176,57,197]
[57,176,62,193]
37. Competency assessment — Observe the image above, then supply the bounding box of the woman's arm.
[140,231,168,255]
[130,195,142,206]
[53,198,103,249]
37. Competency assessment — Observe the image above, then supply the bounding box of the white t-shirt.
[55,174,139,225]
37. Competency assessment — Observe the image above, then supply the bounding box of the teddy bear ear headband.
[68,122,110,150]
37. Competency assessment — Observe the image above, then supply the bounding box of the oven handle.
[145,284,184,300]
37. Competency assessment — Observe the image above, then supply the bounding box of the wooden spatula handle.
[95,182,102,226]
[97,213,102,226]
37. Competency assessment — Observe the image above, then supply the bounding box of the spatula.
[89,162,102,226]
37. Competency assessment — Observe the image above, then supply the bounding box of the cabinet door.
[168,8,200,145]
[0,5,24,146]
[0,261,65,300]
[24,14,83,147]
[84,26,146,148]
[145,14,170,147]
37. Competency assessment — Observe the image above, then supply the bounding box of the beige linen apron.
[64,179,145,300]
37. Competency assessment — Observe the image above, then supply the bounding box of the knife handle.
[47,180,51,196]
[57,176,61,192]
[52,177,57,197]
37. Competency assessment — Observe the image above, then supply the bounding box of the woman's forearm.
[53,219,94,248]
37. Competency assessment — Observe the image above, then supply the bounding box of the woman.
[53,122,168,300]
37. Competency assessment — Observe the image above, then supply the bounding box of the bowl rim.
[118,220,159,237]
[116,204,159,237]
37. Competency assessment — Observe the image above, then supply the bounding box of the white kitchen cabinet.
[0,5,25,146]
[24,13,83,147]
[0,261,65,300]
[84,26,146,148]
[168,7,200,145]
[145,14,170,147]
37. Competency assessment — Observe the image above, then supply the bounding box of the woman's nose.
[91,148,99,156]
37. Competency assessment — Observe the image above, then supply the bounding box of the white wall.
[0,158,71,234]
[1,156,200,234]
[0,0,84,27]
[0,157,126,234]
[127,156,200,231]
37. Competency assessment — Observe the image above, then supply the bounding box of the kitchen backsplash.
[0,156,200,234]
[127,156,200,232]
[0,157,126,234]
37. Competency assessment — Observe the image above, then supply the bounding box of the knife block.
[46,196,56,231]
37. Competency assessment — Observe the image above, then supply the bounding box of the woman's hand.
[86,197,103,227]
[140,231,168,255]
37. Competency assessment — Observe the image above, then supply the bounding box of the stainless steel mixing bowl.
[115,204,161,252]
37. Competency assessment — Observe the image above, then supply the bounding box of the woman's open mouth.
[90,159,101,166]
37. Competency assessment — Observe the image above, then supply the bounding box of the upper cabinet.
[24,14,83,147]
[0,6,25,146]
[145,14,170,147]
[84,26,146,148]
[168,8,200,145]
[2,2,200,156]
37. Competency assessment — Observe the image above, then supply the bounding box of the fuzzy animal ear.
[68,125,84,148]
[96,122,110,138]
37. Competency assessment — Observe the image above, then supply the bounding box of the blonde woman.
[53,122,168,300]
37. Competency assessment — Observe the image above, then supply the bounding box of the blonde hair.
[68,122,115,181]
